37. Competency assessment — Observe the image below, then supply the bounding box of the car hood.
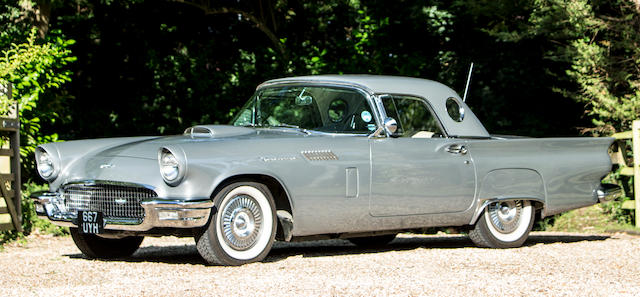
[93,125,305,159]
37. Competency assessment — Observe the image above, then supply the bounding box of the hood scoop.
[184,125,254,138]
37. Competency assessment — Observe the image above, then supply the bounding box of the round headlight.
[161,151,179,180]
[159,147,185,186]
[36,147,58,180]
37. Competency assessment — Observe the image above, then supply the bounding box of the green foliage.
[0,2,75,245]
[1,182,69,245]
[1,29,75,111]
[1,0,639,237]
[544,204,638,233]
[475,0,639,226]
[485,0,640,135]
[0,21,75,179]
[559,1,640,135]
[600,163,633,224]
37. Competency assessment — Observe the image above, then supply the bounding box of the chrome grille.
[63,184,156,220]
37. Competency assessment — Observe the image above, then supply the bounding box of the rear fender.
[470,169,546,225]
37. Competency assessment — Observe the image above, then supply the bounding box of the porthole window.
[328,99,348,123]
[446,97,464,122]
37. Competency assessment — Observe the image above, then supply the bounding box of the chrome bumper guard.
[30,191,214,232]
[596,183,622,203]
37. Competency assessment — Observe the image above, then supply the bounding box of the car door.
[369,95,476,216]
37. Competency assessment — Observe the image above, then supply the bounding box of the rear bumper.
[596,183,622,203]
[30,191,214,232]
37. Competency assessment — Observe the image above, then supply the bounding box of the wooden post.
[634,120,640,227]
[0,82,22,232]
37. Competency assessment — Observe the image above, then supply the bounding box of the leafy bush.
[1,183,69,245]
[0,27,75,180]
[0,24,74,246]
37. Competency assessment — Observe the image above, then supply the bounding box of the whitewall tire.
[196,181,277,265]
[469,200,535,248]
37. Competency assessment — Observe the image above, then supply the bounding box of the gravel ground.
[1,232,639,296]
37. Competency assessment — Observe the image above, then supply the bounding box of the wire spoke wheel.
[220,195,263,251]
[469,199,534,248]
[487,200,522,234]
[196,181,276,266]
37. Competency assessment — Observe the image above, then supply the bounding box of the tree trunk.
[175,1,288,60]
[18,0,51,38]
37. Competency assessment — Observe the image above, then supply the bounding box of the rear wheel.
[348,234,397,247]
[196,181,277,266]
[469,200,534,248]
[70,228,143,259]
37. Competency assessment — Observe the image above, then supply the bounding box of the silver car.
[32,75,620,265]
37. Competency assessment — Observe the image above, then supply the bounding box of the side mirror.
[370,117,398,138]
[383,117,398,135]
[295,95,313,106]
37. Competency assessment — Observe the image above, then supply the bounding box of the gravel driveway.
[1,232,639,296]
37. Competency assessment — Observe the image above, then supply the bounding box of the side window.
[382,96,444,138]
[321,89,376,134]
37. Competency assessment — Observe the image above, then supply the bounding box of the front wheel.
[70,228,144,259]
[196,181,277,266]
[469,200,534,248]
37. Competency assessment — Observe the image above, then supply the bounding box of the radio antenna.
[462,62,474,102]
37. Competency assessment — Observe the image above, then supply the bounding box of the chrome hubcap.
[221,195,263,251]
[487,200,522,234]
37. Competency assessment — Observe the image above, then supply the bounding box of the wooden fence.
[0,83,22,232]
[610,120,640,227]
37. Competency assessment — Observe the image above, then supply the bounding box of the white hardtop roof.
[260,75,458,97]
[259,74,489,137]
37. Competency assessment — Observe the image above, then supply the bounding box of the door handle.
[446,144,468,155]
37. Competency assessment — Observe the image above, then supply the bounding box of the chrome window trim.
[445,96,465,122]
[257,80,375,95]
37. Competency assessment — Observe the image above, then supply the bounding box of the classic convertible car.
[32,75,621,265]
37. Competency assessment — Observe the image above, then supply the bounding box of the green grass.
[546,204,639,234]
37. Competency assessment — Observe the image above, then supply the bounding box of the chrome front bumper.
[596,183,622,203]
[31,191,215,232]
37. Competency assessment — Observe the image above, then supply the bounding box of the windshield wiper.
[269,123,311,135]
[272,123,299,129]
[242,123,266,128]
[243,123,311,135]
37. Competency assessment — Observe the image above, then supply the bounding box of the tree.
[1,1,75,179]
[484,0,640,134]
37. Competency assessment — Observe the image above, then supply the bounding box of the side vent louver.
[302,150,339,161]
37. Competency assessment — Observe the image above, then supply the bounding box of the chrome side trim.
[31,191,214,231]
[596,183,622,203]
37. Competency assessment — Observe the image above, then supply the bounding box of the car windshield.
[230,85,378,134]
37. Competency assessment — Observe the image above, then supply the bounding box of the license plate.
[78,211,104,234]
